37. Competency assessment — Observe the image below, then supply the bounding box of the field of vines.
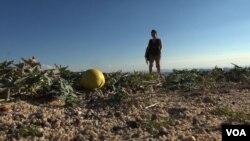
[0,58,250,140]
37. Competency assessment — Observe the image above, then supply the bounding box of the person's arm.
[145,39,151,58]
[144,46,149,64]
[159,39,163,51]
[145,46,149,57]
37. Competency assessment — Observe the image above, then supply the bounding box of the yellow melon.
[80,69,105,89]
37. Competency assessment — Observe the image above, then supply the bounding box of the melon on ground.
[80,69,105,89]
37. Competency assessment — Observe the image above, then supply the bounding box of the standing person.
[145,29,163,74]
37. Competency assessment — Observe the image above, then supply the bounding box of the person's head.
[151,29,157,39]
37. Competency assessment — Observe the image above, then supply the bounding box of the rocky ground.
[0,83,250,141]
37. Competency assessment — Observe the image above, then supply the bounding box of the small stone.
[77,111,82,115]
[37,128,44,137]
[95,120,99,126]
[53,120,61,128]
[158,127,168,136]
[159,135,168,140]
[131,133,140,138]
[0,103,12,112]
[176,120,182,125]
[42,121,51,128]
[178,134,184,139]
[182,136,196,141]
[203,97,214,103]
[90,131,98,138]
[74,134,84,141]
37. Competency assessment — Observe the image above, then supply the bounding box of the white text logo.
[226,129,246,136]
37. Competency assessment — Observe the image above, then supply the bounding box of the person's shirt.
[147,38,162,56]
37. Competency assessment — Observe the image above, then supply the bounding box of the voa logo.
[226,129,246,136]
